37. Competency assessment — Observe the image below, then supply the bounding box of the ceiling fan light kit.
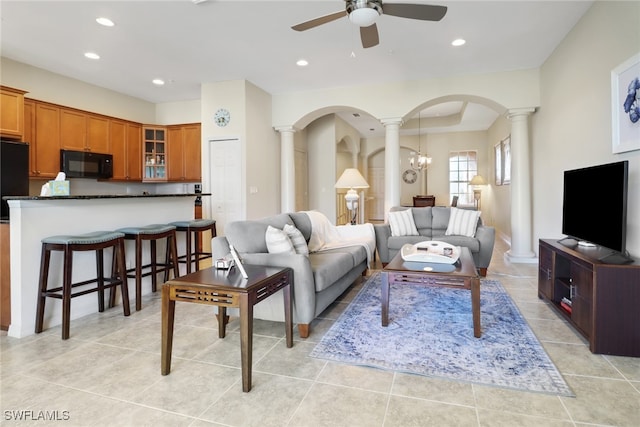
[347,1,382,27]
[292,1,447,49]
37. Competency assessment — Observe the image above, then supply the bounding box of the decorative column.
[275,126,296,213]
[506,108,537,263]
[381,118,403,219]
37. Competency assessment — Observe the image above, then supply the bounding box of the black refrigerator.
[0,140,29,220]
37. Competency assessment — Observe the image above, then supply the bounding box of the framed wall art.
[494,142,502,185]
[502,136,511,185]
[611,52,640,154]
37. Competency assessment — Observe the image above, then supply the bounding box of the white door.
[209,138,243,235]
[368,167,385,221]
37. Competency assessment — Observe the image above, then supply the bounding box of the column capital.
[273,125,298,133]
[506,108,536,120]
[380,118,404,127]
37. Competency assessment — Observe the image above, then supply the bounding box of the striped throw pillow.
[388,209,419,237]
[265,225,295,254]
[445,207,481,237]
[284,224,309,256]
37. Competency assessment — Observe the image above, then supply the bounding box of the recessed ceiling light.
[96,17,114,27]
[152,79,165,86]
[452,38,466,47]
[296,59,308,67]
[84,52,100,60]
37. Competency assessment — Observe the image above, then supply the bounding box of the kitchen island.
[4,194,209,338]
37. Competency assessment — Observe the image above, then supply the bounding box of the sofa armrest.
[374,224,392,263]
[212,236,231,260]
[475,225,496,269]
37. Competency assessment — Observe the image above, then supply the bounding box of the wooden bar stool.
[35,231,130,340]
[116,224,179,311]
[169,219,217,274]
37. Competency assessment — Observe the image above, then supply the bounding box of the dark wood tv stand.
[538,239,640,357]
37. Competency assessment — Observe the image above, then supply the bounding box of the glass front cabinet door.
[143,126,166,181]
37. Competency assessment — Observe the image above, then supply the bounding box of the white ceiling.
[0,0,593,136]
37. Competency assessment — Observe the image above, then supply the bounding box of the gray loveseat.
[212,212,375,338]
[374,206,495,276]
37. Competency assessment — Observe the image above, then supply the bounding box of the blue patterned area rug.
[311,273,573,396]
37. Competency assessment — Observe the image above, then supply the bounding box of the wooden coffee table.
[161,265,293,392]
[381,246,481,338]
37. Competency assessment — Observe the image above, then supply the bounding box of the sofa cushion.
[436,235,480,253]
[288,212,312,242]
[411,207,434,236]
[265,225,296,254]
[446,207,481,237]
[388,209,419,236]
[284,224,309,256]
[309,251,356,292]
[226,214,295,253]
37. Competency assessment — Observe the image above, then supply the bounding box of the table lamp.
[469,175,486,210]
[335,168,369,224]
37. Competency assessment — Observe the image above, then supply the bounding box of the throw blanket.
[304,211,374,267]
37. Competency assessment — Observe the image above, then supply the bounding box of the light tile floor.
[1,239,639,426]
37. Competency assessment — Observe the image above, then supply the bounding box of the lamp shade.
[470,175,486,186]
[335,168,369,189]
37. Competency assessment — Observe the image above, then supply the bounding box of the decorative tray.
[400,241,461,264]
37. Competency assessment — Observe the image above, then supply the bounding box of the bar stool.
[35,231,130,340]
[169,219,217,274]
[116,224,179,311]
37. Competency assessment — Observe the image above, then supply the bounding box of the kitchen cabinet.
[32,103,61,178]
[111,120,142,181]
[86,114,110,153]
[60,108,110,153]
[167,123,201,182]
[143,126,167,181]
[23,99,36,173]
[0,86,26,140]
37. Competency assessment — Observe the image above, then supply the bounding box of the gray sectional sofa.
[374,206,495,276]
[212,212,375,338]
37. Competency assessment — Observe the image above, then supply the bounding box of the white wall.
[533,1,640,257]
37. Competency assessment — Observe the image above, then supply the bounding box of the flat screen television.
[562,160,629,261]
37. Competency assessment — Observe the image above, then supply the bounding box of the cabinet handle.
[570,284,576,299]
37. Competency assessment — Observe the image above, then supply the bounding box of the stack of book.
[560,297,572,314]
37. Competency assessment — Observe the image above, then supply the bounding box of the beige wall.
[0,58,155,123]
[533,0,640,257]
[487,115,512,239]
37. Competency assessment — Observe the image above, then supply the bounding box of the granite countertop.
[2,193,211,201]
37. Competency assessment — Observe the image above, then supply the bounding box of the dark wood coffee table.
[161,265,293,392]
[382,246,481,338]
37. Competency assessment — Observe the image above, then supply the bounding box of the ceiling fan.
[292,0,447,49]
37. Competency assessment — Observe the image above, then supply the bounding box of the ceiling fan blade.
[291,10,346,31]
[382,3,447,21]
[360,24,379,48]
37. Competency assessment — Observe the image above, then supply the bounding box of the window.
[449,151,478,206]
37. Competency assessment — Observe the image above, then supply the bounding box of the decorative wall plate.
[402,169,417,184]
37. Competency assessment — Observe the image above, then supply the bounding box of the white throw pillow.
[283,224,309,256]
[445,207,481,237]
[265,225,295,254]
[388,209,419,237]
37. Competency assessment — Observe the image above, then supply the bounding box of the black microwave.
[60,149,113,179]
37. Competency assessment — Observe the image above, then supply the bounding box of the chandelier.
[409,111,432,172]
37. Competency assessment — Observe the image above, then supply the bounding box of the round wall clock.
[402,169,418,184]
[214,108,231,127]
